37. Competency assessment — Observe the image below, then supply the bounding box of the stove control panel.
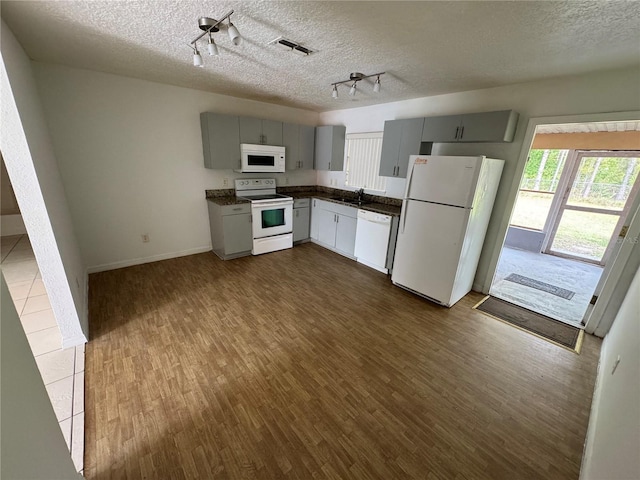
[235,178,276,192]
[235,178,276,191]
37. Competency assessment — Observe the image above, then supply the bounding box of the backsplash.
[279,186,402,207]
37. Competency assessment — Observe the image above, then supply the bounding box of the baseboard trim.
[86,246,212,273]
[62,334,88,349]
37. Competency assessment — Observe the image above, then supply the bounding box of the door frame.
[482,110,640,336]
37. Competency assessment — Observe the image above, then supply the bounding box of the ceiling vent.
[268,36,314,56]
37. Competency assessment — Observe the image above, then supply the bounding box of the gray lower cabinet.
[200,112,241,170]
[293,198,310,242]
[284,124,315,170]
[207,201,253,259]
[239,117,283,145]
[310,199,320,240]
[379,118,425,178]
[315,125,346,171]
[421,110,519,143]
[311,199,357,258]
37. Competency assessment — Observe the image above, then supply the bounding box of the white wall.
[1,21,87,346]
[33,63,319,272]
[0,274,81,479]
[580,264,640,480]
[319,66,640,290]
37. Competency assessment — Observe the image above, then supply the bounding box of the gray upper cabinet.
[315,125,346,171]
[283,123,315,170]
[200,112,241,170]
[421,110,519,143]
[421,115,462,143]
[299,125,316,170]
[457,110,519,143]
[239,117,283,145]
[379,120,402,177]
[379,118,425,178]
[262,120,283,145]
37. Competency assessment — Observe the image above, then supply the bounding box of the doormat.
[505,273,575,300]
[473,296,583,353]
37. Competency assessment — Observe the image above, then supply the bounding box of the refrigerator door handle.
[405,158,416,199]
[400,201,408,234]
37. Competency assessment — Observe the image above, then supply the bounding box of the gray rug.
[505,273,575,300]
[475,296,582,351]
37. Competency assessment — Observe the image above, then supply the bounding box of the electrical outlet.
[223,178,229,187]
[142,234,150,243]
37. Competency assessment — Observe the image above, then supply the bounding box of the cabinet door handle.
[232,207,242,211]
[313,199,316,207]
[328,161,331,170]
[455,126,460,139]
[336,215,339,223]
[460,126,464,139]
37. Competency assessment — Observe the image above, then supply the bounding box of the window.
[344,132,386,193]
[510,149,568,230]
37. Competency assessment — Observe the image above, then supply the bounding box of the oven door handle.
[252,200,293,208]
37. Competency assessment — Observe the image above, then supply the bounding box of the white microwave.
[238,144,286,173]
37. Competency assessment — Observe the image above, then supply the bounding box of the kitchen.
[204,110,515,307]
[1,1,639,479]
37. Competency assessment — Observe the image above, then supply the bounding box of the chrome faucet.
[357,188,364,202]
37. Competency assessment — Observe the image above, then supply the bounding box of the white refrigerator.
[391,155,504,307]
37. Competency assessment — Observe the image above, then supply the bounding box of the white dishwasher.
[354,209,392,274]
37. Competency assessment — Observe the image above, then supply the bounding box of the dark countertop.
[207,196,250,206]
[288,191,401,216]
[207,190,402,216]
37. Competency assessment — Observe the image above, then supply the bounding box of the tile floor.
[491,246,604,325]
[1,234,85,473]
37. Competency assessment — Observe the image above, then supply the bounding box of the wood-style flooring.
[85,243,601,479]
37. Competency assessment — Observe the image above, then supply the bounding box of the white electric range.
[235,179,293,255]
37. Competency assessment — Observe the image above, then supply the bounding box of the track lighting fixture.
[331,71,386,98]
[188,10,241,66]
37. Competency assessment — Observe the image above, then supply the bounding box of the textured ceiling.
[2,1,639,112]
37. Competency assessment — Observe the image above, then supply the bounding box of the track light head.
[192,45,203,67]
[373,76,381,93]
[349,82,357,96]
[228,17,241,45]
[332,85,338,99]
[207,34,219,56]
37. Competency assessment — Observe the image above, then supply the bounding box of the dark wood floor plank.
[85,243,601,479]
